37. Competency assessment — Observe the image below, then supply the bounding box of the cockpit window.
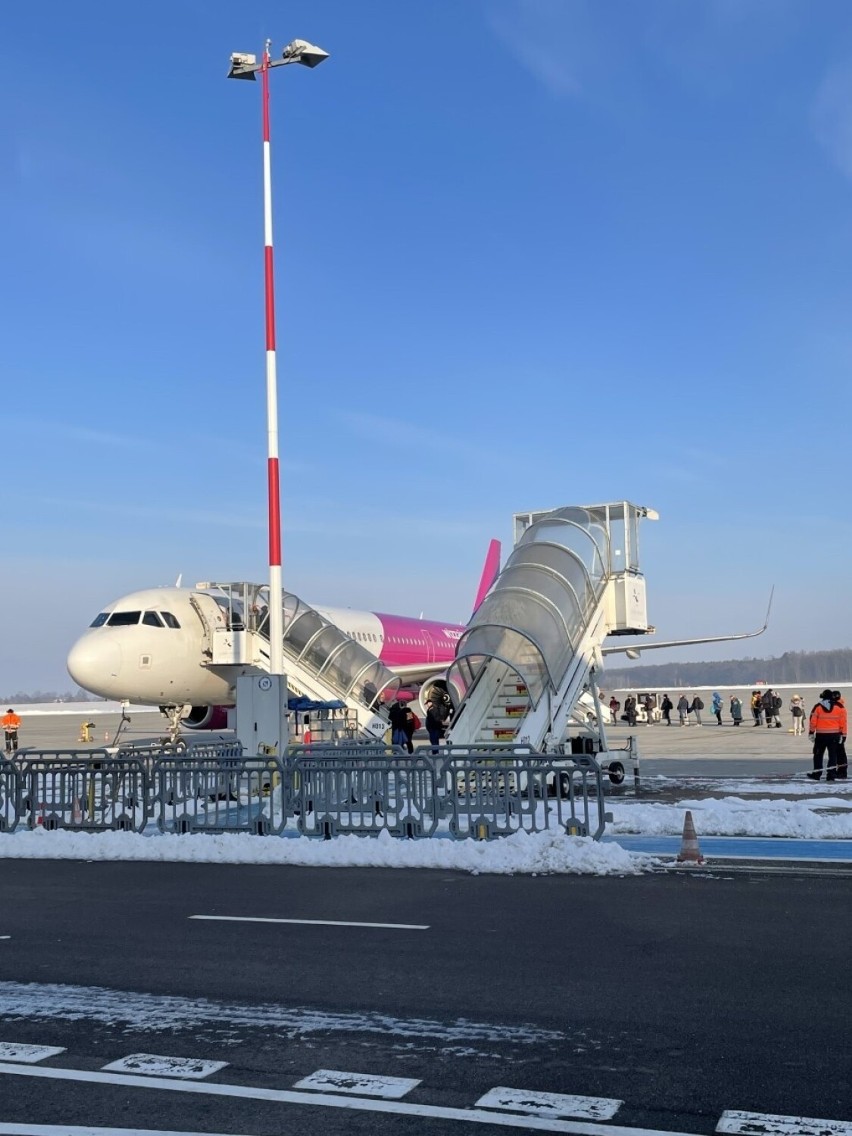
[107,611,141,626]
[90,613,109,628]
[161,611,181,629]
[142,611,164,627]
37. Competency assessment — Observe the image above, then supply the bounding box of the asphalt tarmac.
[0,861,849,1135]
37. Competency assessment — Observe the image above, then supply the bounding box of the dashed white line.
[0,1045,65,1065]
[101,1055,227,1080]
[294,1068,420,1099]
[476,1087,623,1120]
[0,1061,706,1134]
[189,915,429,930]
[717,1110,852,1135]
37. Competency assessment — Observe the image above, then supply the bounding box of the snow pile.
[0,826,654,876]
[611,796,852,839]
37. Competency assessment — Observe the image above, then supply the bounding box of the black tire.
[552,771,572,799]
[608,761,625,785]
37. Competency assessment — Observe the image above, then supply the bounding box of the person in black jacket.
[761,688,776,728]
[388,701,408,749]
[660,695,673,726]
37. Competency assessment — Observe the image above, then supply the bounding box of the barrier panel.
[290,752,439,839]
[0,746,608,841]
[0,760,21,833]
[154,755,286,835]
[440,753,607,840]
[19,754,148,832]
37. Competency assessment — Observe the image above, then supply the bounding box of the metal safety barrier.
[0,760,21,832]
[0,746,608,841]
[440,752,608,840]
[19,754,148,832]
[154,756,285,835]
[290,752,439,839]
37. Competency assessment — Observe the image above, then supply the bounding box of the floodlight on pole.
[227,37,329,676]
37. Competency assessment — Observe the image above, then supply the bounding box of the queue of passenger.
[606,688,848,781]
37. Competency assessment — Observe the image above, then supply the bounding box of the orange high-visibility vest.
[809,702,847,735]
[1,713,20,731]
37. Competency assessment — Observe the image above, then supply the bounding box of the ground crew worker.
[807,690,847,781]
[2,708,21,755]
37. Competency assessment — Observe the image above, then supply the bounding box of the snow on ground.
[0,826,654,876]
[611,796,852,839]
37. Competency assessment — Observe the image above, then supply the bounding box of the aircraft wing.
[601,588,773,658]
[388,662,451,684]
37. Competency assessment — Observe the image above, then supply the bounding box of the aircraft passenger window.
[107,611,141,626]
[161,612,181,629]
[142,612,164,627]
[90,613,108,627]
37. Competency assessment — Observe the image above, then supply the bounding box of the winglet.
[472,539,501,615]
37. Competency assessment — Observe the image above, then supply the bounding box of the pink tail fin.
[472,539,501,615]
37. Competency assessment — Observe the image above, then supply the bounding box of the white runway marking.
[717,1110,852,1135]
[101,1054,227,1080]
[0,1061,707,1134]
[189,915,429,930]
[294,1068,420,1098]
[0,937,10,941]
[0,1044,65,1064]
[476,1086,623,1120]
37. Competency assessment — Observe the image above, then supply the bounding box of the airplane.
[67,539,771,735]
[66,540,503,731]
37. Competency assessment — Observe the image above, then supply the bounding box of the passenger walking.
[677,695,689,726]
[2,708,20,755]
[730,696,743,726]
[750,691,763,727]
[771,689,783,729]
[660,694,673,726]
[832,692,848,779]
[425,699,447,753]
[711,692,723,726]
[402,704,420,755]
[624,695,637,727]
[643,694,654,724]
[608,696,620,725]
[789,694,806,736]
[689,694,704,726]
[807,690,847,781]
[388,701,408,750]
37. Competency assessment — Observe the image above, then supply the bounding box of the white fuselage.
[67,588,235,707]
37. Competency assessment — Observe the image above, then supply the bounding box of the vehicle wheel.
[553,772,572,798]
[608,761,625,785]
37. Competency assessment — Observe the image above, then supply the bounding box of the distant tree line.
[603,648,852,689]
[0,689,105,704]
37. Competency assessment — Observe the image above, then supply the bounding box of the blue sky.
[3,0,852,692]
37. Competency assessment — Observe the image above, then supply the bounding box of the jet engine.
[417,676,463,720]
[179,705,230,730]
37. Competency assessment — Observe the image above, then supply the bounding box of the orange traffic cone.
[677,810,705,864]
[72,797,83,824]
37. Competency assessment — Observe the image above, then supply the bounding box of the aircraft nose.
[67,635,123,694]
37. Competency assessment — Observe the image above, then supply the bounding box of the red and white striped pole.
[260,40,284,676]
[228,38,327,677]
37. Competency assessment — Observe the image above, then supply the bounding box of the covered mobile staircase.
[196,582,399,741]
[444,502,657,754]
